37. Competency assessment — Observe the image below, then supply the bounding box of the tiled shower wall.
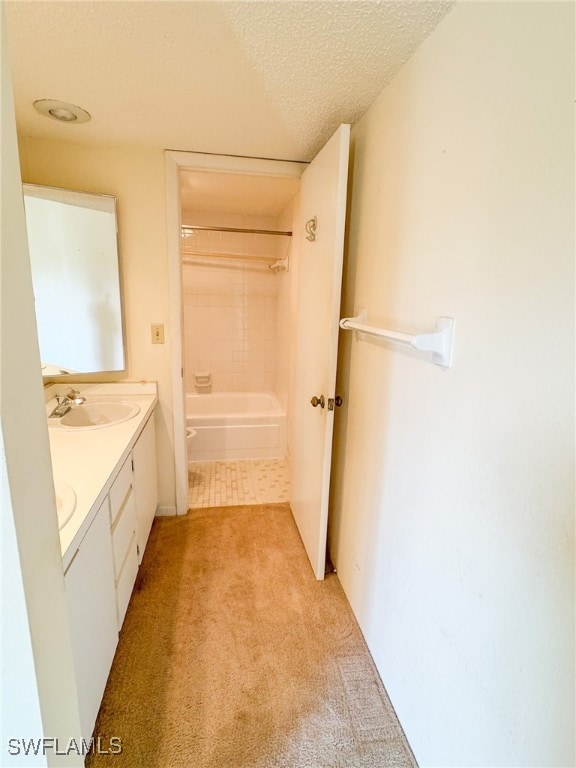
[183,262,280,393]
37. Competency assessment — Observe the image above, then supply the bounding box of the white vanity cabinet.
[60,394,158,743]
[132,414,158,564]
[64,497,118,743]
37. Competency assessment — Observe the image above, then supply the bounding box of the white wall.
[1,432,46,768]
[1,10,82,765]
[330,3,575,767]
[18,138,175,512]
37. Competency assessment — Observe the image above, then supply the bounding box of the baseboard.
[155,505,177,517]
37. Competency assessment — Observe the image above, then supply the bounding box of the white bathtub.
[186,392,287,463]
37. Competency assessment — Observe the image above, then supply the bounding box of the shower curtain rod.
[181,251,279,263]
[181,224,292,237]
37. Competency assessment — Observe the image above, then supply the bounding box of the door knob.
[310,395,325,408]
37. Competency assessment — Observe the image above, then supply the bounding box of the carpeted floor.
[87,504,417,768]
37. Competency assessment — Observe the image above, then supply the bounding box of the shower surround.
[182,260,279,393]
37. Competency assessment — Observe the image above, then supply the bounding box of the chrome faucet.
[49,388,86,418]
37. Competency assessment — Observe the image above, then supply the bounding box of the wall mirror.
[23,184,126,376]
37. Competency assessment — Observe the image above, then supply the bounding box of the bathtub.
[186,392,287,463]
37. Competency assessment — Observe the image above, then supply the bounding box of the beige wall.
[330,2,574,766]
[19,137,176,511]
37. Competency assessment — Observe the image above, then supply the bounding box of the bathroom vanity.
[46,382,158,742]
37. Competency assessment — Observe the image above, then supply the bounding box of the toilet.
[186,427,197,463]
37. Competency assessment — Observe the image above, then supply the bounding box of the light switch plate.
[151,324,164,344]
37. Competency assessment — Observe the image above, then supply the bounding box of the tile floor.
[188,458,290,509]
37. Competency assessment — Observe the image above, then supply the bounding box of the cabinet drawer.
[116,533,139,630]
[111,488,137,578]
[109,456,132,526]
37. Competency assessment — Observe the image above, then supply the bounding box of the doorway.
[165,151,306,517]
[179,169,300,508]
[165,125,350,579]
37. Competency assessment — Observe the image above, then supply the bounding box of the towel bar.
[339,311,454,368]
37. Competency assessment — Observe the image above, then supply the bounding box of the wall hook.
[305,216,317,241]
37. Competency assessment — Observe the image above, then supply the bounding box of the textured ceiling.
[6,1,453,162]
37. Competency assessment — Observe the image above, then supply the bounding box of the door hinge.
[131,457,134,472]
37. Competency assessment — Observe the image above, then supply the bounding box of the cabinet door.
[64,499,118,742]
[133,414,158,563]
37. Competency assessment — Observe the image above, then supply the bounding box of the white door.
[290,124,350,580]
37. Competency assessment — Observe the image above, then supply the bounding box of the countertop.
[45,382,158,569]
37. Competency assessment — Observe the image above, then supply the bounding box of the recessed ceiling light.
[33,99,91,124]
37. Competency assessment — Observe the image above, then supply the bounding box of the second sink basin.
[54,479,76,530]
[58,401,140,429]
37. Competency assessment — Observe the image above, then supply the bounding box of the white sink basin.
[57,401,140,429]
[54,480,76,530]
